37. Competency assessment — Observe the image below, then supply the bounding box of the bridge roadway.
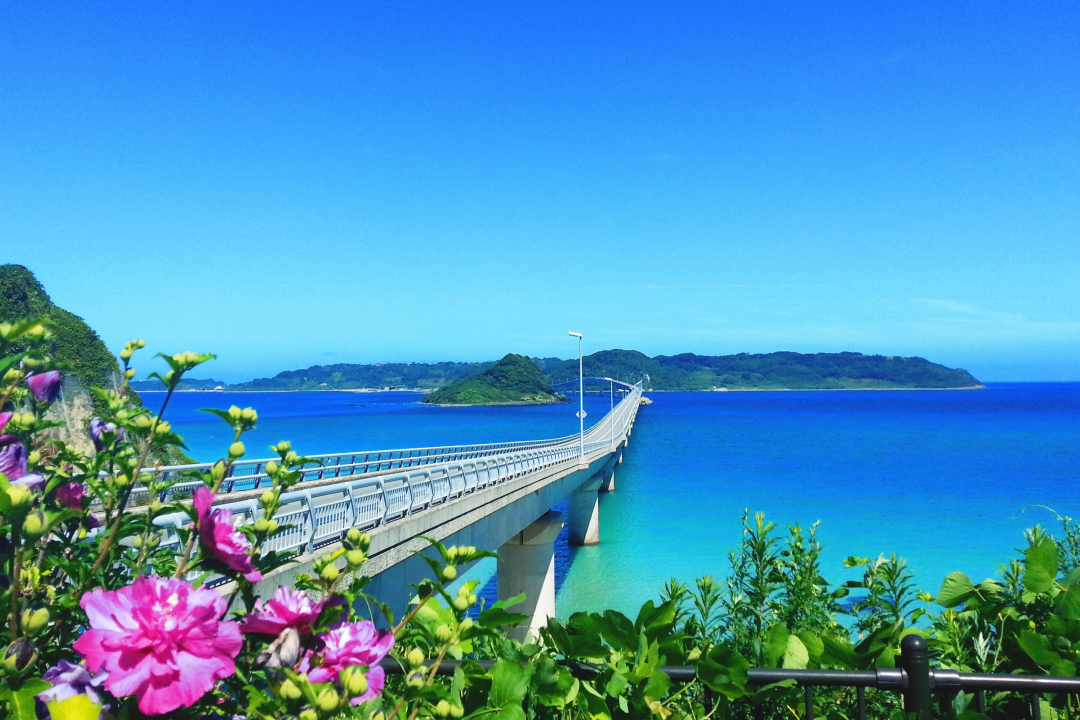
[151,381,644,637]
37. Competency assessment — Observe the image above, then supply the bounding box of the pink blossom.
[302,621,394,703]
[194,486,261,582]
[89,418,124,452]
[74,575,241,715]
[0,412,10,434]
[26,370,62,403]
[57,482,85,509]
[240,587,323,636]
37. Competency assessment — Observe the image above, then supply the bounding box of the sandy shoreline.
[135,385,986,394]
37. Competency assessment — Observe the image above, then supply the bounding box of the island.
[420,354,568,406]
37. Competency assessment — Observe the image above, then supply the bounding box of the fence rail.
[152,382,643,568]
[382,635,1077,719]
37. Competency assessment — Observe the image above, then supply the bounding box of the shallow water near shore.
[148,383,1080,617]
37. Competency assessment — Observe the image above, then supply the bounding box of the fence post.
[898,634,932,719]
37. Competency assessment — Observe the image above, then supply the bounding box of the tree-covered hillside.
[422,354,567,405]
[230,360,492,391]
[545,349,980,390]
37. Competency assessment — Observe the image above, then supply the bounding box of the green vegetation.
[130,377,226,391]
[231,360,493,391]
[0,264,132,408]
[545,348,981,390]
[422,353,567,405]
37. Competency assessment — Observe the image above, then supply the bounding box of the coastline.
[137,384,987,393]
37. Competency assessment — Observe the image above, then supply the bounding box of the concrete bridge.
[150,382,644,637]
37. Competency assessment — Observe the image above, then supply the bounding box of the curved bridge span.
[152,382,645,636]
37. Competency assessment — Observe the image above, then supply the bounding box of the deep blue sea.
[146,384,1080,618]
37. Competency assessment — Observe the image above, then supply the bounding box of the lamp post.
[569,332,584,460]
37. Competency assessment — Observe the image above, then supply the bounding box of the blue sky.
[2,2,1077,382]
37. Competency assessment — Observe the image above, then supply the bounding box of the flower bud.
[276,440,292,454]
[20,607,49,636]
[120,349,133,361]
[407,647,426,668]
[3,368,23,383]
[299,710,318,720]
[3,638,37,675]
[316,686,341,713]
[319,563,339,582]
[154,420,171,435]
[435,624,453,643]
[450,702,464,718]
[459,618,473,632]
[436,700,451,717]
[229,442,245,459]
[468,594,477,606]
[135,414,153,430]
[227,405,242,421]
[268,519,278,534]
[345,549,366,568]
[6,484,31,510]
[446,546,459,562]
[22,511,48,539]
[149,499,162,513]
[211,460,226,482]
[254,518,271,534]
[452,596,469,612]
[114,474,131,488]
[261,489,276,507]
[264,462,278,478]
[27,451,40,466]
[131,536,144,549]
[440,565,457,582]
[241,407,258,424]
[163,370,175,385]
[285,451,298,464]
[124,368,135,380]
[21,356,41,370]
[687,647,702,662]
[417,579,436,598]
[278,678,304,701]
[340,666,369,697]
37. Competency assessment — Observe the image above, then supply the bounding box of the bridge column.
[568,475,604,545]
[498,511,564,642]
[600,464,615,492]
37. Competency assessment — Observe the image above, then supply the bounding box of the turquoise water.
[146,384,1080,617]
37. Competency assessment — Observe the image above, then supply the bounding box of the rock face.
[422,354,568,406]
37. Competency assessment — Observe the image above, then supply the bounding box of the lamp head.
[568,332,582,338]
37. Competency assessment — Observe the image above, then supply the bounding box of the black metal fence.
[381,635,1080,719]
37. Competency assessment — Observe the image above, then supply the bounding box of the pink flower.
[26,370,62,403]
[240,587,323,636]
[194,487,261,582]
[302,621,394,703]
[0,412,10,434]
[74,575,242,716]
[57,482,85,509]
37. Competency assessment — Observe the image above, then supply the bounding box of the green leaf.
[593,610,639,652]
[696,646,750,700]
[7,679,52,720]
[643,670,672,702]
[1024,538,1060,593]
[763,624,789,668]
[477,605,529,629]
[605,672,629,697]
[488,660,529,709]
[937,572,977,607]
[1056,585,1080,620]
[820,634,859,669]
[782,634,810,669]
[797,631,825,664]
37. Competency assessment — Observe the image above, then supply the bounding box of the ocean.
[145,383,1080,618]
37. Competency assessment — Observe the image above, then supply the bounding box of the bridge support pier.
[497,511,564,642]
[600,466,614,492]
[568,476,604,545]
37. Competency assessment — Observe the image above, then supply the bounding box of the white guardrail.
[151,383,642,563]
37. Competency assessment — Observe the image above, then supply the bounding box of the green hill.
[422,354,568,405]
[545,349,981,390]
[0,265,131,411]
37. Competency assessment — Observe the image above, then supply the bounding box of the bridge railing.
[152,382,643,573]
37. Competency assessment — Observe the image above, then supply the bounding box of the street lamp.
[569,332,584,460]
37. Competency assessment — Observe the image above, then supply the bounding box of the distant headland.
[130,349,982,395]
